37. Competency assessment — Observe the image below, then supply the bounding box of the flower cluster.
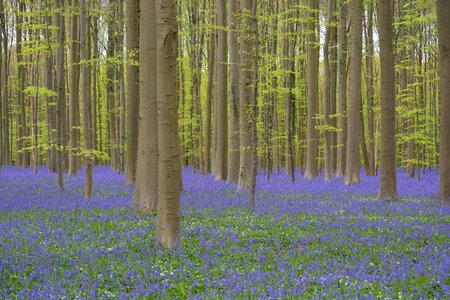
[0,166,449,298]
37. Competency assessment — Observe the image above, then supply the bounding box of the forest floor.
[0,166,449,298]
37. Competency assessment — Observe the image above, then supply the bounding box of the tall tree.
[365,0,376,176]
[323,0,336,181]
[213,0,228,181]
[133,0,158,213]
[55,0,65,190]
[304,0,319,179]
[378,0,397,199]
[117,0,126,173]
[336,0,348,178]
[68,0,80,175]
[238,0,254,190]
[344,0,362,185]
[227,0,240,183]
[156,0,181,248]
[15,0,29,168]
[205,3,215,174]
[80,0,93,197]
[125,0,139,184]
[438,0,450,206]
[106,2,118,171]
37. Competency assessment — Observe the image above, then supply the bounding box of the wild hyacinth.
[0,166,449,298]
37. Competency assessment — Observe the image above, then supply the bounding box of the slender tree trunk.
[91,0,98,165]
[336,0,348,177]
[248,0,257,209]
[156,0,181,249]
[213,0,228,181]
[125,0,139,184]
[344,0,362,185]
[117,0,126,174]
[323,0,336,181]
[378,0,396,199]
[15,1,27,167]
[227,0,240,183]
[106,6,118,171]
[305,0,319,179]
[80,0,93,197]
[205,4,215,174]
[365,1,376,176]
[133,0,158,213]
[238,0,254,190]
[438,0,450,206]
[68,0,80,175]
[55,0,65,190]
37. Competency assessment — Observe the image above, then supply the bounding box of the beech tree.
[345,0,362,185]
[378,0,397,199]
[213,0,228,181]
[156,0,181,248]
[132,0,158,213]
[438,0,450,206]
[304,0,319,179]
[125,0,139,185]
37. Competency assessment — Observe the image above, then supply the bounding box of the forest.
[0,0,449,298]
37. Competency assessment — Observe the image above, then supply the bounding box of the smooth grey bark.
[133,0,158,213]
[344,0,362,185]
[438,0,450,206]
[378,0,397,199]
[125,0,139,184]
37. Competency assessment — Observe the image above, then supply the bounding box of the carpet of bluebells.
[0,166,449,299]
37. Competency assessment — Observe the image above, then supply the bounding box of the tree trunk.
[323,0,336,181]
[438,0,450,206]
[125,0,139,184]
[336,0,348,177]
[55,0,65,190]
[68,0,80,175]
[156,0,181,249]
[80,0,93,197]
[365,1,376,176]
[213,0,228,181]
[227,0,240,183]
[117,0,126,174]
[248,0,257,210]
[344,0,362,185]
[205,4,215,174]
[238,0,254,190]
[133,0,158,213]
[305,0,319,179]
[378,0,396,199]
[107,5,118,171]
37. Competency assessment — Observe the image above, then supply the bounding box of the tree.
[323,0,336,181]
[344,0,362,185]
[378,0,397,199]
[68,0,81,175]
[438,0,450,206]
[133,0,158,213]
[205,3,215,174]
[213,0,228,181]
[227,0,240,183]
[238,0,254,190]
[80,0,93,197]
[365,0,376,176]
[55,0,66,190]
[125,0,139,185]
[304,0,319,179]
[156,0,181,248]
[336,0,348,178]
[106,2,118,172]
